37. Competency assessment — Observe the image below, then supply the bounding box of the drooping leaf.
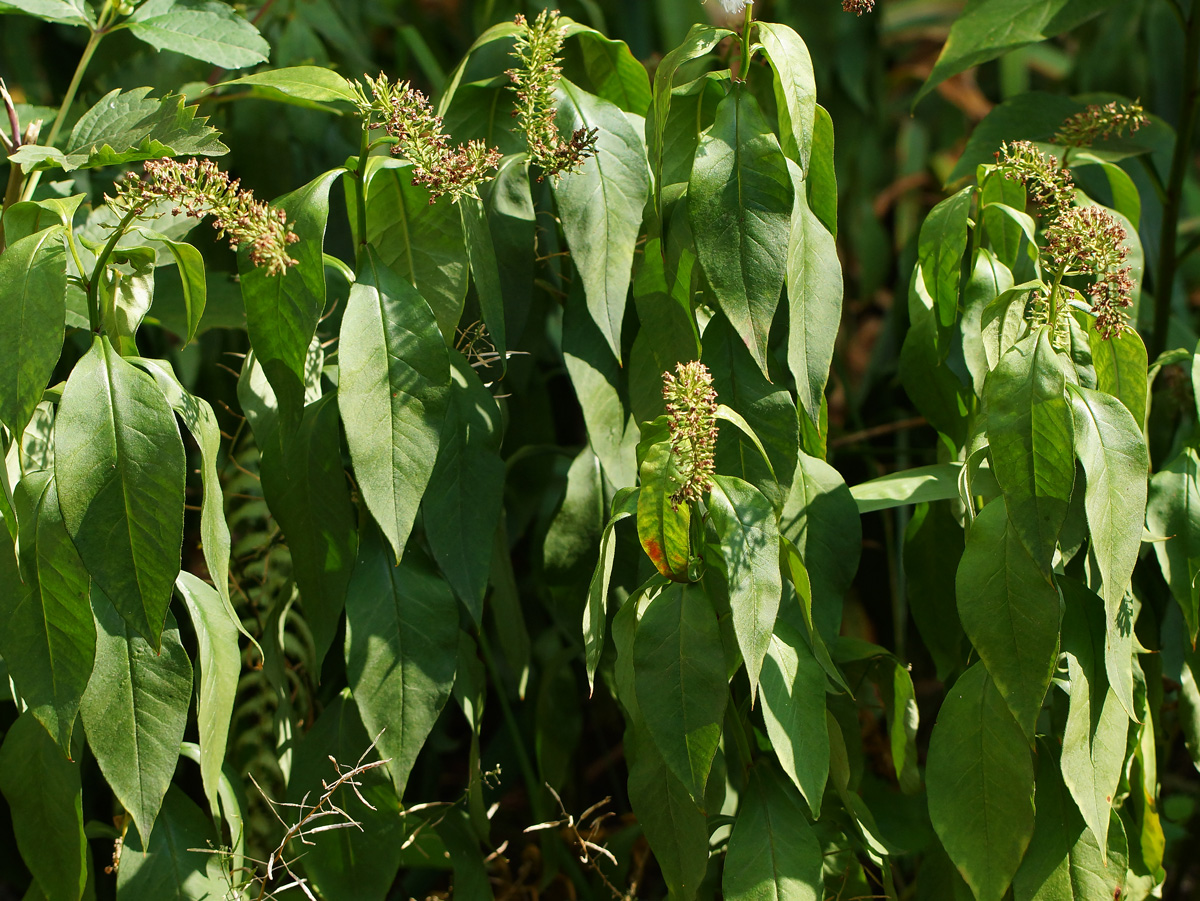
[153,238,206,345]
[956,499,1061,738]
[985,328,1075,573]
[723,764,824,901]
[926,662,1035,901]
[175,572,239,823]
[636,440,691,581]
[0,712,87,901]
[9,88,227,173]
[633,581,727,802]
[759,619,828,817]
[116,786,227,900]
[551,79,650,361]
[689,83,792,377]
[707,474,781,699]
[239,168,341,428]
[55,336,185,648]
[339,245,450,563]
[0,225,66,435]
[80,593,192,845]
[1146,448,1200,645]
[1067,382,1148,719]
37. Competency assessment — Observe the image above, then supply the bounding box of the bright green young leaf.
[1067,382,1148,720]
[980,281,1038,372]
[10,88,227,173]
[962,249,1015,396]
[154,238,206,345]
[1058,579,1130,857]
[339,246,450,563]
[926,662,1035,901]
[919,186,974,331]
[459,192,506,363]
[0,712,86,901]
[633,581,727,802]
[584,487,639,692]
[724,764,824,901]
[55,336,185,648]
[690,82,793,377]
[562,23,652,116]
[757,22,816,171]
[1090,325,1147,430]
[423,351,504,620]
[551,79,650,361]
[849,462,963,513]
[707,474,781,699]
[127,0,269,68]
[1146,448,1200,644]
[116,786,226,900]
[0,0,92,26]
[175,572,239,823]
[214,65,358,106]
[1012,737,1128,901]
[0,225,66,435]
[0,192,84,244]
[239,168,341,427]
[81,594,192,845]
[260,392,357,667]
[346,523,459,799]
[956,499,1060,738]
[287,691,405,901]
[785,160,841,425]
[636,440,691,581]
[985,328,1075,573]
[980,170,1028,272]
[759,619,828,817]
[0,475,94,756]
[358,160,468,342]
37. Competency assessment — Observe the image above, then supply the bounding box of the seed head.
[663,362,719,509]
[1045,205,1134,339]
[994,140,1075,220]
[842,0,875,14]
[1054,100,1148,148]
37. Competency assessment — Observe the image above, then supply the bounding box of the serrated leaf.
[0,0,91,24]
[55,336,185,648]
[81,593,192,845]
[339,245,450,563]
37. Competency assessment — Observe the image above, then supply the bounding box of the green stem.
[737,3,754,82]
[1047,264,1068,326]
[1152,2,1200,359]
[88,209,139,333]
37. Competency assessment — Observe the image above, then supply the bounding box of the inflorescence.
[108,158,299,275]
[994,140,1134,338]
[663,362,719,510]
[842,0,875,14]
[507,10,598,180]
[1054,100,1148,148]
[355,74,501,202]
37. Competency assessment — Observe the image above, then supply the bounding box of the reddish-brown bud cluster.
[842,0,875,14]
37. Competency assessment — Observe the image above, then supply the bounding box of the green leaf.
[339,246,450,563]
[962,249,1015,396]
[423,351,504,619]
[0,225,66,435]
[0,0,92,26]
[919,187,975,331]
[1012,737,1128,901]
[240,168,341,427]
[482,155,536,346]
[358,161,468,343]
[1067,382,1148,720]
[981,281,1038,372]
[286,692,404,901]
[926,662,1034,901]
[174,572,239,823]
[0,712,86,901]
[636,440,691,581]
[0,475,94,756]
[346,522,458,799]
[551,79,649,361]
[949,93,1084,183]
[459,192,506,363]
[633,581,727,802]
[689,82,793,377]
[980,170,1028,272]
[899,267,971,446]
[707,474,781,699]
[80,593,192,845]
[723,764,824,901]
[917,1,1124,106]
[128,0,269,68]
[1058,579,1129,859]
[905,502,967,681]
[757,22,816,172]
[562,23,652,116]
[260,393,357,667]
[759,619,828,817]
[10,88,227,173]
[985,328,1075,573]
[849,462,963,513]
[546,447,605,584]
[806,105,837,237]
[116,786,225,900]
[214,65,358,106]
[1146,448,1200,645]
[956,499,1061,738]
[583,487,638,692]
[785,160,841,424]
[55,336,185,648]
[1090,325,1147,430]
[154,239,205,345]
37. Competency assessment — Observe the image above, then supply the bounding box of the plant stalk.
[87,209,139,333]
[737,3,754,82]
[1152,1,1200,359]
